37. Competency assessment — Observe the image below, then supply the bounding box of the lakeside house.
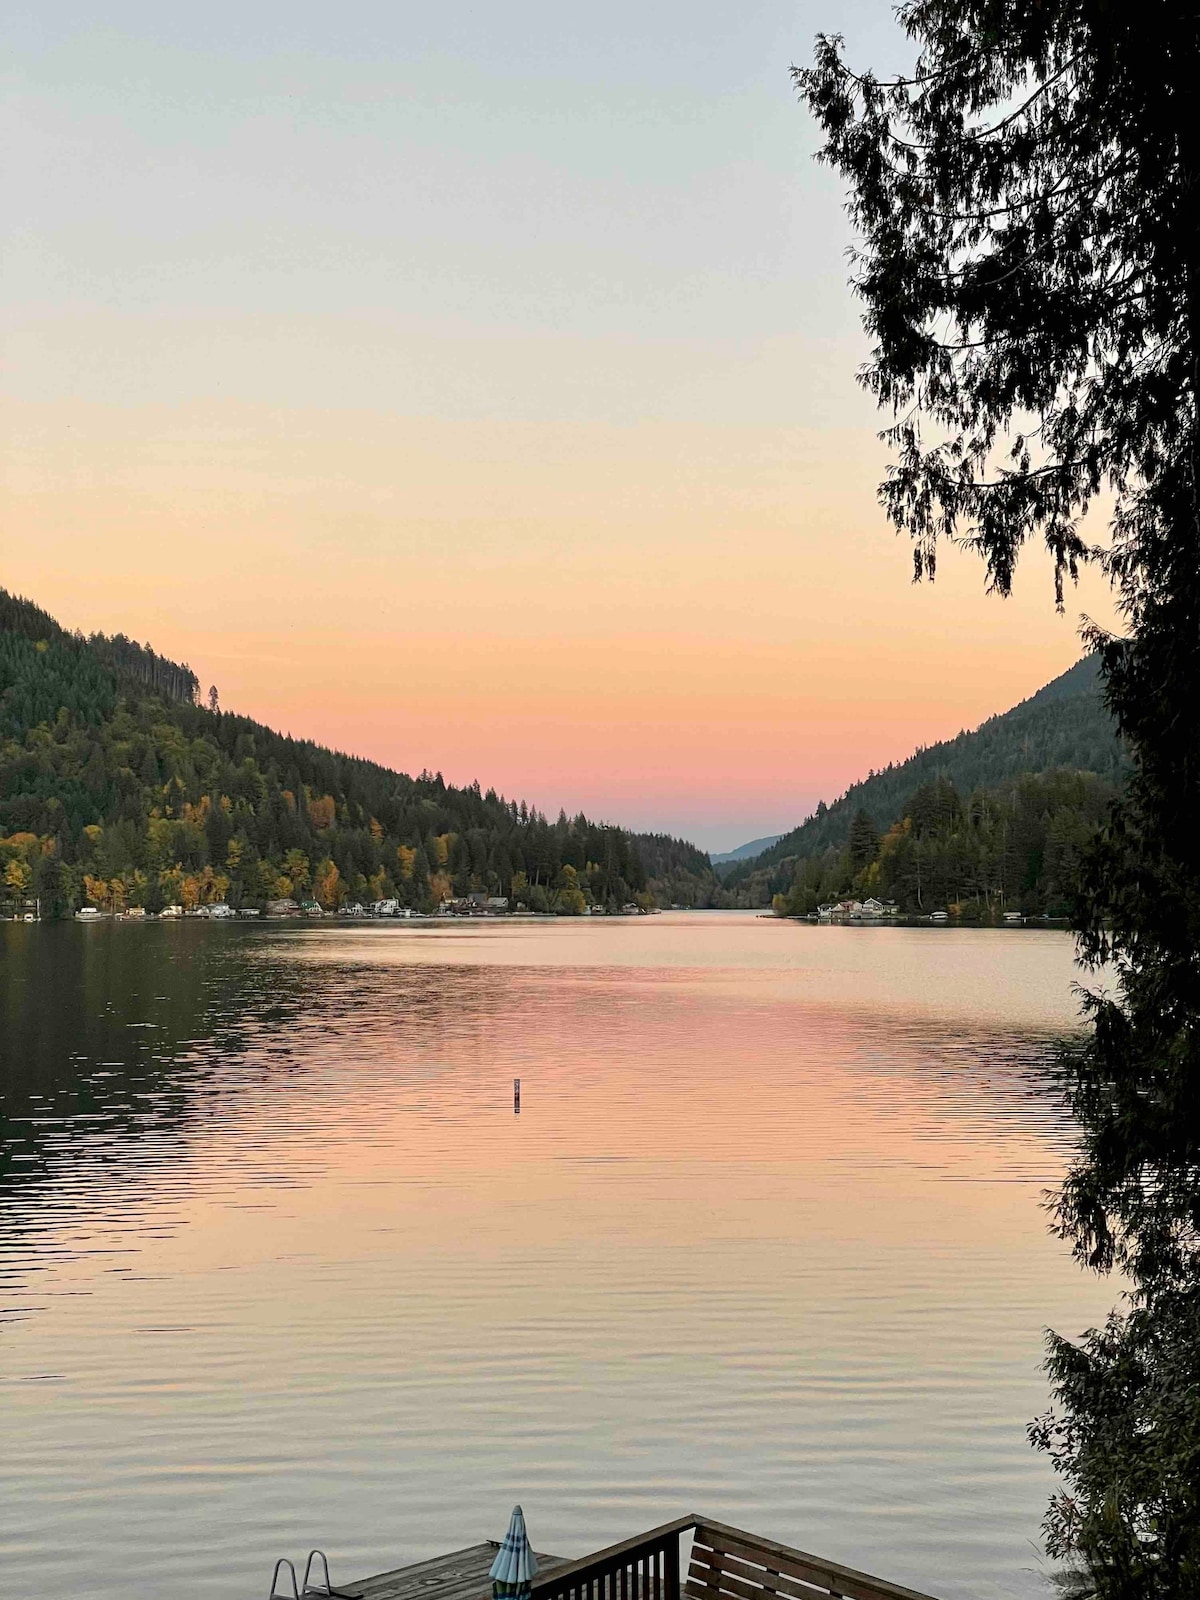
[265,897,300,917]
[440,894,510,916]
[858,897,899,917]
[816,898,900,921]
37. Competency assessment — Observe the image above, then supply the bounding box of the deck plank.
[347,1541,567,1600]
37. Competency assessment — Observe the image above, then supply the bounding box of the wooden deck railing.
[689,1518,941,1600]
[531,1518,941,1600]
[531,1517,690,1600]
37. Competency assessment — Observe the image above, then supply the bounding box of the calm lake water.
[0,912,1117,1600]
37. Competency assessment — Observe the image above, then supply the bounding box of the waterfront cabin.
[817,900,862,920]
[441,894,507,915]
[857,897,899,918]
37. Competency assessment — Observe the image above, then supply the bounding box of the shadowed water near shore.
[0,913,1115,1600]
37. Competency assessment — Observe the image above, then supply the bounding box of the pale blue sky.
[4,2,909,420]
[3,5,1106,852]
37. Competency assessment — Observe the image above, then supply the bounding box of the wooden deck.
[307,1515,940,1600]
[344,1540,569,1600]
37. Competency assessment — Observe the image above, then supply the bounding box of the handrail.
[691,1518,943,1600]
[269,1558,301,1600]
[303,1549,333,1595]
[303,1547,363,1598]
[531,1516,943,1600]
[531,1517,697,1595]
[530,1515,693,1600]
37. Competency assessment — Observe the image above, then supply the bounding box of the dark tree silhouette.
[799,5,1200,1592]
[846,808,878,872]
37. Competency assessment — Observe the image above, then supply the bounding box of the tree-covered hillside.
[2,590,1124,921]
[0,590,688,917]
[778,769,1118,918]
[723,654,1123,905]
[631,832,719,908]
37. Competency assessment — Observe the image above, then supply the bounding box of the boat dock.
[348,1542,568,1600]
[280,1515,940,1600]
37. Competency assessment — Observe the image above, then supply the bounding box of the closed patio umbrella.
[490,1505,539,1600]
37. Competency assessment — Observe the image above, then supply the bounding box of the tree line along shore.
[1,590,719,920]
[2,589,1121,923]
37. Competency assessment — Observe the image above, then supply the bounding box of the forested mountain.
[723,654,1123,907]
[631,832,719,908]
[777,769,1118,918]
[1,589,1127,922]
[0,590,691,917]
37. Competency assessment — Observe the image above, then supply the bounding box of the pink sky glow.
[2,7,1117,850]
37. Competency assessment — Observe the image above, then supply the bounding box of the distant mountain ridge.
[721,654,1122,896]
[711,834,783,865]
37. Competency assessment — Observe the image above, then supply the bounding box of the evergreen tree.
[846,808,878,873]
[800,6,1200,1590]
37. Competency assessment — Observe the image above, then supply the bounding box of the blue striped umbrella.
[490,1506,538,1600]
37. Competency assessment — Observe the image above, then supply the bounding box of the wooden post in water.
[514,1077,521,1114]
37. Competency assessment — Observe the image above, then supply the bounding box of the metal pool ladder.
[268,1550,357,1598]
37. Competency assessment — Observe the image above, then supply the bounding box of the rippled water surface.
[0,914,1116,1599]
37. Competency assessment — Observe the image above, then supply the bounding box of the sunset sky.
[2,2,1115,850]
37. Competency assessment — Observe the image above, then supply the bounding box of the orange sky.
[1,6,1117,849]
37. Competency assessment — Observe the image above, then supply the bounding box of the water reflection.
[1,917,1110,1600]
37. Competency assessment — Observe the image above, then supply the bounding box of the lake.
[0,912,1116,1600]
